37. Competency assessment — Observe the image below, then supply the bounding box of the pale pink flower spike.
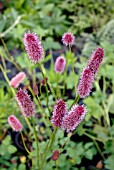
[54,56,66,74]
[9,72,26,88]
[8,115,23,132]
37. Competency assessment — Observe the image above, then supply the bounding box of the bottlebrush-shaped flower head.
[77,67,94,98]
[8,115,23,132]
[9,72,26,88]
[51,150,60,161]
[15,88,35,117]
[51,99,67,127]
[62,32,75,46]
[61,104,87,132]
[33,84,39,95]
[87,47,104,75]
[23,31,44,63]
[54,56,66,74]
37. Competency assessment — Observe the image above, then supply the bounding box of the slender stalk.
[55,161,58,170]
[38,63,50,114]
[20,131,31,155]
[93,140,105,160]
[41,128,57,169]
[24,117,33,132]
[0,65,15,96]
[0,15,25,37]
[68,95,80,110]
[31,117,40,170]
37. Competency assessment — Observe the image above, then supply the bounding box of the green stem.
[20,131,31,155]
[38,63,50,114]
[93,140,105,160]
[41,128,57,169]
[68,95,80,110]
[0,65,15,96]
[31,117,40,170]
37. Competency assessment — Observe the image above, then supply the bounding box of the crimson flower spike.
[23,31,44,63]
[77,67,94,98]
[51,99,67,127]
[87,47,104,75]
[61,104,87,133]
[15,88,35,117]
[62,32,75,46]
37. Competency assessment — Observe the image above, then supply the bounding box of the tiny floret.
[15,88,35,117]
[23,31,44,63]
[54,56,66,74]
[77,67,94,98]
[8,115,23,132]
[51,99,67,127]
[62,32,75,46]
[87,47,104,75]
[9,72,26,88]
[61,104,87,132]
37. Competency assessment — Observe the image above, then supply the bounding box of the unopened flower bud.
[51,150,60,161]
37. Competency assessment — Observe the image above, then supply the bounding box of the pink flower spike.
[15,88,35,117]
[62,32,75,46]
[61,104,87,133]
[9,72,26,88]
[77,67,94,98]
[54,56,66,74]
[23,31,44,63]
[8,115,23,132]
[87,47,104,75]
[51,150,60,161]
[51,99,67,127]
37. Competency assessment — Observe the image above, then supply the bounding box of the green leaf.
[105,155,114,170]
[7,145,17,154]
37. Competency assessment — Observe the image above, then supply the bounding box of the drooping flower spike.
[9,72,26,88]
[54,56,66,74]
[77,67,94,98]
[62,32,75,46]
[8,115,23,132]
[23,31,44,63]
[15,88,35,117]
[61,104,87,133]
[51,99,67,127]
[87,47,104,75]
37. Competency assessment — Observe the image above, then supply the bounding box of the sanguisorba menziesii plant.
[6,31,104,170]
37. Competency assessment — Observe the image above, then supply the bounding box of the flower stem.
[41,128,57,169]
[31,117,40,170]
[38,63,50,114]
[20,131,31,155]
[68,95,80,110]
